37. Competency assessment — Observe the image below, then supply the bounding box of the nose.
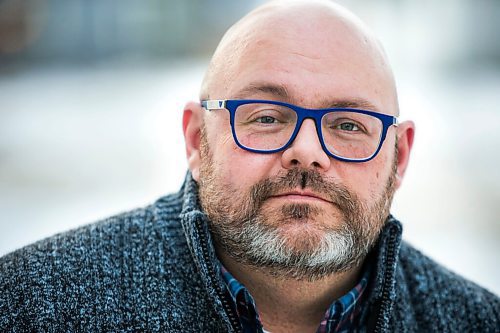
[281,118,331,170]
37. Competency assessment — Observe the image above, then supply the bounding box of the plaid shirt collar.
[220,263,371,333]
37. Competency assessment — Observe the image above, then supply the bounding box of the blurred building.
[1,0,500,70]
[0,0,256,67]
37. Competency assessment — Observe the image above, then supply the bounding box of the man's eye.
[336,122,360,131]
[255,116,277,124]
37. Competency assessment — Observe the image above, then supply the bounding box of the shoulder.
[394,241,500,332]
[1,190,185,268]
[0,191,195,331]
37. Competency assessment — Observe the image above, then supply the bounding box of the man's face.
[187,7,411,280]
[199,127,397,279]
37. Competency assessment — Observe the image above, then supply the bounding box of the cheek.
[222,151,278,189]
[332,149,394,202]
[365,150,395,199]
[209,129,278,190]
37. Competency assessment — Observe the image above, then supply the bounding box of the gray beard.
[211,211,366,281]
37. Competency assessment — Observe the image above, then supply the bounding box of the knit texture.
[1,174,499,332]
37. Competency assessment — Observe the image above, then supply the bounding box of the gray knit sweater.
[1,175,499,332]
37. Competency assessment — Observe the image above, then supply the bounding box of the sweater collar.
[369,215,403,301]
[179,173,236,332]
[361,215,403,332]
[179,172,222,286]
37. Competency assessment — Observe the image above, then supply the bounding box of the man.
[0,0,498,332]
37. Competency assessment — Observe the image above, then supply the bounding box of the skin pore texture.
[182,0,415,332]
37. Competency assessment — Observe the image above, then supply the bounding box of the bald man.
[0,1,498,332]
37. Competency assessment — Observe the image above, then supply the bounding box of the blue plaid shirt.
[220,264,371,333]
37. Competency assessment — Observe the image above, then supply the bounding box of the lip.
[270,190,332,204]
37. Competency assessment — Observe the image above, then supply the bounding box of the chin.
[274,221,330,252]
[264,202,344,230]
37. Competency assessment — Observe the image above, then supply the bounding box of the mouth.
[269,190,332,204]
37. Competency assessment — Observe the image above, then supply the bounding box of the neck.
[217,250,363,333]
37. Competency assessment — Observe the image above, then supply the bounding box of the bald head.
[201,0,398,115]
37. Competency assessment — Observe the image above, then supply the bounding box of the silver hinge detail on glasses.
[206,100,226,110]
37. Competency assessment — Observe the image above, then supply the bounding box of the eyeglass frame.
[201,99,398,163]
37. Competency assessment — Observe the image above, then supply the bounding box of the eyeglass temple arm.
[201,100,226,110]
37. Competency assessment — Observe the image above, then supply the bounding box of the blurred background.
[0,0,498,295]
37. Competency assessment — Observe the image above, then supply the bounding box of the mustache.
[246,168,359,218]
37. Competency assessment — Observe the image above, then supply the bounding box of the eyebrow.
[233,82,381,112]
[234,83,290,100]
[328,99,380,111]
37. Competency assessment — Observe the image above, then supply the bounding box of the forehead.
[232,82,381,112]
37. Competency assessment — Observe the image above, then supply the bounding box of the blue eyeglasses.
[201,99,398,162]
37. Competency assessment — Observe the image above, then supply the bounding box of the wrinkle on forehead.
[200,0,398,115]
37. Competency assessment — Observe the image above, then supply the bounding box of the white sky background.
[0,0,499,295]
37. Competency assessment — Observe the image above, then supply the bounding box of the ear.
[394,120,415,189]
[183,101,204,181]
